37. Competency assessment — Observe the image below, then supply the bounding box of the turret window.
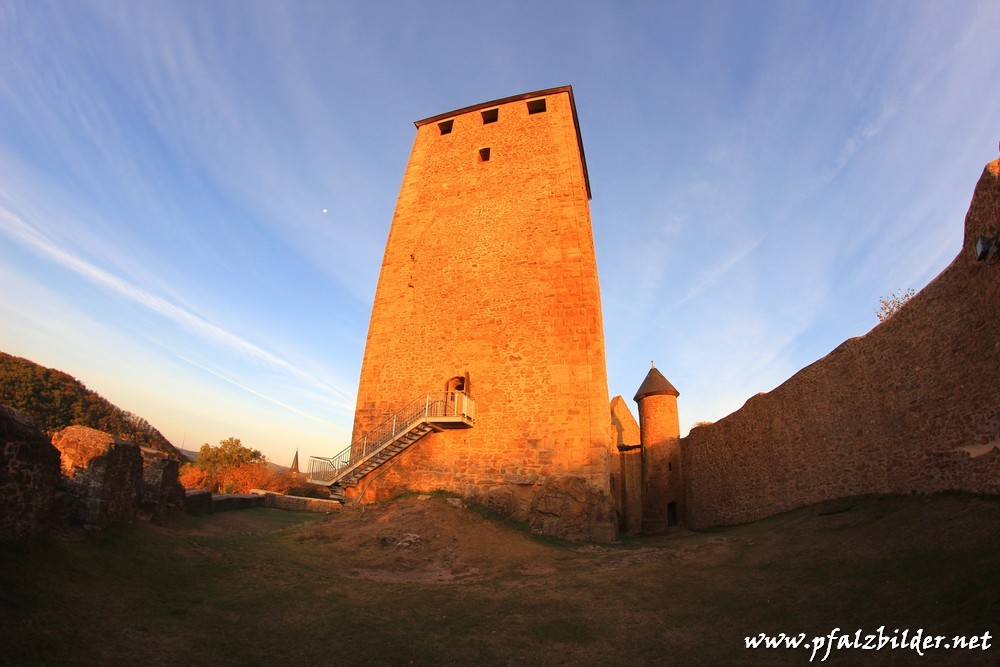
[438,119,454,135]
[478,147,491,162]
[527,98,547,114]
[481,108,499,124]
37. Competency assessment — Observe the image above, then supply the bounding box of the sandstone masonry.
[347,87,617,541]
[679,160,1000,528]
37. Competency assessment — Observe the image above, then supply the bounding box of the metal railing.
[308,391,474,484]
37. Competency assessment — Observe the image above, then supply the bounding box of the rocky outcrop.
[52,426,143,529]
[526,475,619,542]
[0,405,61,540]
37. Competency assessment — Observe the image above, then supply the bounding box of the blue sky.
[2,1,997,466]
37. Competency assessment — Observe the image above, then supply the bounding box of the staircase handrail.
[308,391,474,483]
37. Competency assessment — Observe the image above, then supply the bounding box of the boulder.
[51,426,142,529]
[0,405,61,540]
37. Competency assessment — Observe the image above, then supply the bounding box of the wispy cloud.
[175,354,350,433]
[825,103,900,182]
[675,236,764,306]
[0,205,351,403]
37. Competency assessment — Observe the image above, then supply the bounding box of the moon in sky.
[322,208,328,213]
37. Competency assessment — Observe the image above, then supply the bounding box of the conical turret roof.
[633,363,679,401]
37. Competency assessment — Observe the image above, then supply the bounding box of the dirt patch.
[292,496,563,583]
[281,495,739,584]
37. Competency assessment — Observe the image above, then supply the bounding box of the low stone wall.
[0,406,61,540]
[250,490,344,512]
[211,493,265,511]
[184,489,213,514]
[682,161,1000,528]
[52,426,143,529]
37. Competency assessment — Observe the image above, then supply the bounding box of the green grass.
[1,495,997,666]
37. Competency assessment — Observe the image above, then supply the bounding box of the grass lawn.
[1,493,997,666]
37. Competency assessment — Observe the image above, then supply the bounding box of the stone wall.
[139,447,185,513]
[347,88,616,541]
[682,160,1000,528]
[184,488,213,514]
[614,448,643,535]
[52,426,143,529]
[210,494,264,511]
[0,405,61,540]
[251,490,344,512]
[609,396,643,535]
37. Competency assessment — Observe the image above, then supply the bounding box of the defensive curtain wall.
[345,88,617,542]
[680,160,1000,528]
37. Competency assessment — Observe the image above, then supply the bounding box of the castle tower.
[349,87,616,541]
[634,363,682,532]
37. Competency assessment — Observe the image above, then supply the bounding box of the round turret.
[634,362,682,532]
[633,362,679,402]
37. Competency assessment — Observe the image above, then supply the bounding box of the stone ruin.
[52,425,145,529]
[139,446,185,513]
[0,405,61,540]
[0,409,186,540]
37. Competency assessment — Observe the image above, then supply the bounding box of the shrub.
[876,288,915,322]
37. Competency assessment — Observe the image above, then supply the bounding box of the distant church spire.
[289,449,300,475]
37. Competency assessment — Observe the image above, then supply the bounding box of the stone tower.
[634,363,682,532]
[349,87,616,541]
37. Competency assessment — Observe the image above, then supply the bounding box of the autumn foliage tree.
[0,351,176,455]
[179,437,292,494]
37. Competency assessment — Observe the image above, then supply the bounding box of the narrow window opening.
[481,108,499,124]
[668,462,672,472]
[438,119,454,135]
[527,98,547,115]
[478,147,491,162]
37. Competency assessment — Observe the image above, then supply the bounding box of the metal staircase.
[307,391,475,497]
